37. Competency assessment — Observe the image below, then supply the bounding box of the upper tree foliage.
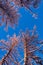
[0,26,43,65]
[0,0,43,65]
[0,0,41,30]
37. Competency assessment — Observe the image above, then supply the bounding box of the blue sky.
[0,0,43,63]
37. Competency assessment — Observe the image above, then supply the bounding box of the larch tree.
[0,26,43,65]
[0,0,20,30]
[0,0,41,30]
[0,0,43,65]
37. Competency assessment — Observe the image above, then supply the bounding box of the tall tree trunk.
[24,42,29,65]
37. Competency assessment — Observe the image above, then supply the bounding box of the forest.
[0,0,43,65]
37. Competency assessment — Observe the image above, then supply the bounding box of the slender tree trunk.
[0,61,2,65]
[24,42,29,65]
[24,41,32,65]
